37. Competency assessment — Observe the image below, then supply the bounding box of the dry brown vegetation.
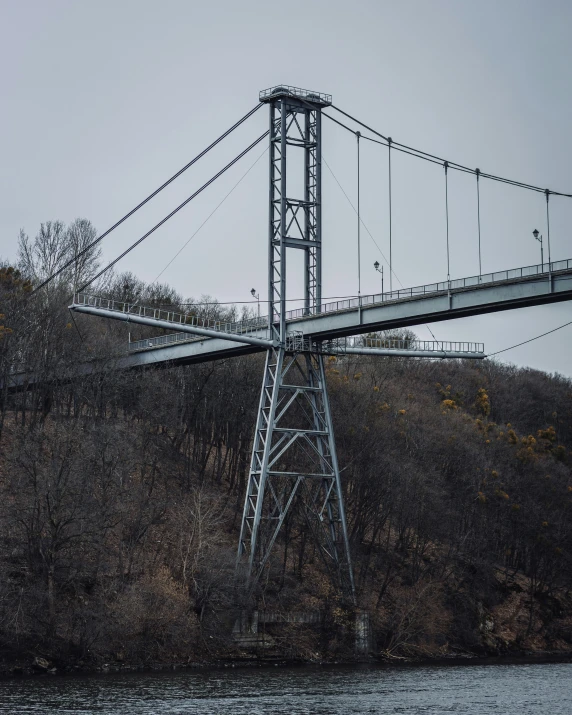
[0,221,571,671]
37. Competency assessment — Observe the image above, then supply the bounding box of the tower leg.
[237,346,355,603]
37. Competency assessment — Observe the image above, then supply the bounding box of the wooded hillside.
[1,221,571,672]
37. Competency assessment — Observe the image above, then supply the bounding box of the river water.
[0,662,570,714]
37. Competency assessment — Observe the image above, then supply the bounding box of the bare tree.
[18,218,101,293]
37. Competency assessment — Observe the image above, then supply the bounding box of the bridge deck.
[67,258,572,369]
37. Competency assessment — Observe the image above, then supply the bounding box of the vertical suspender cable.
[388,137,393,293]
[545,189,552,268]
[357,131,361,298]
[476,168,482,280]
[444,161,450,284]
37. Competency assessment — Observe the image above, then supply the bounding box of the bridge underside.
[85,265,572,370]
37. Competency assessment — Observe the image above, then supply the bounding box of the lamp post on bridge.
[532,229,544,270]
[373,261,384,299]
[250,288,260,319]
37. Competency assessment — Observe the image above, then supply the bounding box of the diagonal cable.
[32,103,263,294]
[329,104,572,197]
[147,146,268,288]
[488,320,572,357]
[77,131,269,292]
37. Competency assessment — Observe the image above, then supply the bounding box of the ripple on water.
[0,662,571,714]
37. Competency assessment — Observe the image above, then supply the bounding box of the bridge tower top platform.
[259,85,332,108]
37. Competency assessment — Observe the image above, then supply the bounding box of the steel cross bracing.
[267,88,323,342]
[235,86,356,602]
[237,346,354,600]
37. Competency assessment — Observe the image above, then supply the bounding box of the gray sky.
[1,0,571,375]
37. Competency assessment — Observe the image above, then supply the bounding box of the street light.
[532,229,544,269]
[250,288,260,319]
[373,261,384,298]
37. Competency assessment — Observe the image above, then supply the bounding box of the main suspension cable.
[330,104,389,142]
[327,106,572,198]
[32,103,263,295]
[77,131,269,293]
[349,124,444,166]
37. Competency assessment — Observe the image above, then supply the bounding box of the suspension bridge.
[28,84,572,604]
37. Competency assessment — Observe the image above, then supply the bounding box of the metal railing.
[259,85,332,105]
[284,257,572,320]
[282,333,484,356]
[342,337,484,353]
[72,293,270,342]
[112,256,571,353]
[129,331,209,352]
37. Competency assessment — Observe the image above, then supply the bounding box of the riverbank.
[1,648,571,681]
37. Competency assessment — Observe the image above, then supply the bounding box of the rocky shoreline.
[2,648,571,681]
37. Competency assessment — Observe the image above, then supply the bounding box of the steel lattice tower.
[237,87,355,603]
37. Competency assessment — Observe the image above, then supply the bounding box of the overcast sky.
[1,0,571,375]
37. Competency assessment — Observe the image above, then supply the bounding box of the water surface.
[0,662,570,714]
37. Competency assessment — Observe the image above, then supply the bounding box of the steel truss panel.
[237,347,355,602]
[237,90,354,603]
[267,95,322,343]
